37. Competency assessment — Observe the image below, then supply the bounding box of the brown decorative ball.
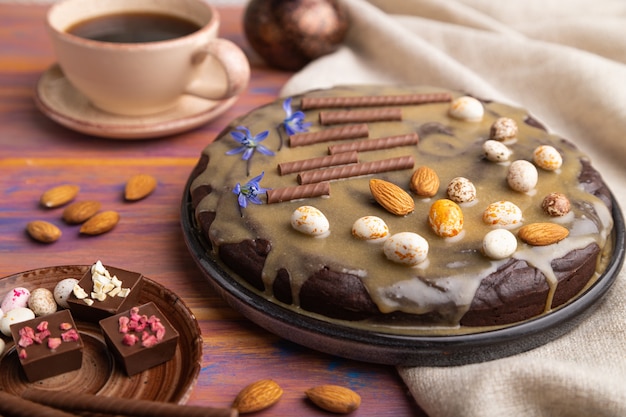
[244,0,349,71]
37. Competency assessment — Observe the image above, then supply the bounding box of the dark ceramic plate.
[0,265,202,402]
[181,186,624,366]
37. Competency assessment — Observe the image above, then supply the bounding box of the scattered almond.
[518,222,569,246]
[232,379,283,414]
[125,174,157,201]
[62,200,102,224]
[305,385,361,414]
[370,179,415,216]
[79,211,120,235]
[26,220,62,243]
[40,184,80,208]
[410,166,440,197]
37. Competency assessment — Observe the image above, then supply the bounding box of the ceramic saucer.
[34,64,238,139]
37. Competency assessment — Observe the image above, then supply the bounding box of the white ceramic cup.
[47,0,250,116]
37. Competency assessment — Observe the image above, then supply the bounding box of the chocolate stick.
[328,133,419,154]
[278,151,358,175]
[267,182,331,203]
[300,92,453,110]
[318,108,402,125]
[297,156,415,184]
[289,124,368,147]
[21,388,237,417]
[0,391,80,417]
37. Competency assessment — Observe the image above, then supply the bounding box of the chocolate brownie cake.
[187,85,614,332]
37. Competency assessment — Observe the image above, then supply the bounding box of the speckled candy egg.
[507,160,538,192]
[1,307,35,336]
[482,200,523,227]
[291,206,330,237]
[533,145,563,171]
[28,288,57,316]
[448,96,484,122]
[383,232,429,266]
[446,177,477,203]
[428,199,464,237]
[490,117,518,142]
[352,216,389,242]
[54,278,79,309]
[1,287,30,312]
[483,140,512,162]
[482,229,518,259]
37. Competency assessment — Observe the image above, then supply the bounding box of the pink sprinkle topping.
[122,333,139,346]
[47,337,62,350]
[18,326,35,347]
[116,306,168,348]
[33,328,51,344]
[118,316,130,333]
[141,334,159,348]
[18,335,34,348]
[36,321,49,332]
[61,328,80,342]
[18,349,27,360]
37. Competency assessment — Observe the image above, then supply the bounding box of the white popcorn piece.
[91,291,107,302]
[107,287,121,298]
[72,284,88,300]
[117,288,131,298]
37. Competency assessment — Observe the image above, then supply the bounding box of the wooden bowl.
[0,265,202,403]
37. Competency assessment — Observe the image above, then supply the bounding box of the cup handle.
[185,38,250,100]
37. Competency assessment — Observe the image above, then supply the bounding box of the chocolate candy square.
[10,309,83,382]
[67,264,143,322]
[99,302,179,376]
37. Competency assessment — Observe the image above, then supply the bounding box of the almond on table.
[232,379,283,414]
[79,211,120,235]
[40,184,80,208]
[62,200,101,224]
[124,174,157,201]
[26,220,62,243]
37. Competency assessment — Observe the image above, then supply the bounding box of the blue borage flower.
[279,97,311,149]
[233,172,270,216]
[226,126,275,176]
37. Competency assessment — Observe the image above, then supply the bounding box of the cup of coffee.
[47,0,250,116]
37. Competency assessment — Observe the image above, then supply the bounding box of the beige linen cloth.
[280,1,626,415]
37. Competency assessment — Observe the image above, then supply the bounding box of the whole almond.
[26,220,62,243]
[62,200,102,224]
[305,385,361,414]
[40,184,80,208]
[79,211,120,235]
[125,174,157,201]
[518,222,569,246]
[232,379,283,414]
[370,179,415,216]
[410,166,440,197]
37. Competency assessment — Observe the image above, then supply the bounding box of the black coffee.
[67,12,201,43]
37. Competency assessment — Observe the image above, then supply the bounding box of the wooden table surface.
[0,4,426,416]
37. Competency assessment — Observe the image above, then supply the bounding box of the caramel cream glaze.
[190,85,614,332]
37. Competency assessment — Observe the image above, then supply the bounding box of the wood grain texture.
[0,5,426,416]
